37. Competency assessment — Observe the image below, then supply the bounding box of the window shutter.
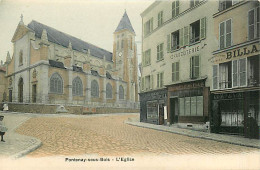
[176,0,179,15]
[144,23,147,36]
[157,45,159,60]
[226,19,232,47]
[200,17,206,40]
[172,63,175,82]
[176,62,179,81]
[150,18,153,32]
[219,22,225,49]
[194,56,200,78]
[150,74,153,89]
[179,28,184,47]
[248,9,255,40]
[167,34,171,53]
[157,73,159,88]
[232,60,238,87]
[239,58,247,86]
[184,26,189,46]
[190,57,193,78]
[172,2,176,17]
[213,65,218,90]
[161,72,164,87]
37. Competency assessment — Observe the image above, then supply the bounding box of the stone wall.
[2,102,139,115]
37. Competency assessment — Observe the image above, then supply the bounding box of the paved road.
[15,114,258,157]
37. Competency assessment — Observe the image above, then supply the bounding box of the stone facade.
[140,0,218,129]
[4,12,139,112]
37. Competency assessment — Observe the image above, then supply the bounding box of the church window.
[119,85,124,99]
[106,83,113,99]
[50,73,63,94]
[121,39,124,49]
[19,50,23,65]
[72,77,83,96]
[91,80,99,97]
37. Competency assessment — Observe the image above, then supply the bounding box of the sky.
[0,0,153,63]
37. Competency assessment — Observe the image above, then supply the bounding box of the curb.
[124,120,260,149]
[11,138,42,159]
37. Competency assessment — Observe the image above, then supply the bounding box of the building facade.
[140,0,218,129]
[4,12,139,112]
[211,0,259,138]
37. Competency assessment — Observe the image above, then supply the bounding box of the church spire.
[115,11,135,34]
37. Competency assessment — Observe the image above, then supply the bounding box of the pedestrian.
[0,116,8,142]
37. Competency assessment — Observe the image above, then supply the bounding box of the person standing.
[0,116,7,142]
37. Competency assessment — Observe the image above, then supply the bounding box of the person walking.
[0,116,8,142]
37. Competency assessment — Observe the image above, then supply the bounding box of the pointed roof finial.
[41,29,49,44]
[68,41,72,49]
[19,14,24,25]
[6,51,11,63]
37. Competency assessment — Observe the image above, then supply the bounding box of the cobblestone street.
[15,114,258,157]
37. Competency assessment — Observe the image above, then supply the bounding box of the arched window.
[91,80,99,97]
[106,83,112,99]
[50,73,63,94]
[19,50,23,65]
[119,85,124,99]
[72,77,83,96]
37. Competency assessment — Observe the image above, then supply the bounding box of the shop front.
[139,89,167,125]
[211,90,259,139]
[166,78,210,129]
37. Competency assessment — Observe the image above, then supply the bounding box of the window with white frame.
[219,61,232,89]
[190,56,200,79]
[157,43,164,61]
[157,72,164,88]
[91,80,99,97]
[145,75,152,90]
[119,85,124,99]
[232,58,247,87]
[190,20,200,43]
[142,49,151,66]
[248,7,260,41]
[106,83,112,99]
[179,96,203,116]
[50,73,63,94]
[72,77,83,96]
[158,11,163,27]
[171,30,180,50]
[172,62,179,82]
[172,0,180,18]
[144,18,153,36]
[219,19,232,49]
[247,56,260,86]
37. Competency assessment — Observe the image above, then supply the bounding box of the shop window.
[91,80,99,98]
[50,73,63,94]
[190,20,200,44]
[172,62,179,82]
[219,19,232,49]
[219,61,232,89]
[247,56,259,86]
[178,96,203,116]
[158,11,163,27]
[171,30,180,50]
[213,65,219,90]
[144,18,153,36]
[157,72,164,88]
[190,56,200,79]
[106,83,112,99]
[190,0,200,8]
[248,7,260,41]
[157,43,164,61]
[147,101,158,120]
[72,77,83,96]
[119,85,124,99]
[172,0,179,18]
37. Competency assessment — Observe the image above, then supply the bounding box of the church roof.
[115,11,135,34]
[27,20,113,62]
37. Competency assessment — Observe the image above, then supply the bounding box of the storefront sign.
[168,80,205,91]
[213,92,244,100]
[212,43,260,64]
[170,45,200,59]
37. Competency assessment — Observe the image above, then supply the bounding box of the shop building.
[140,0,218,130]
[211,0,259,138]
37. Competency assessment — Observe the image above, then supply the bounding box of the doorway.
[18,78,23,102]
[170,98,178,124]
[9,90,12,102]
[158,103,164,125]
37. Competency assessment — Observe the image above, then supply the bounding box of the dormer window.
[19,50,23,66]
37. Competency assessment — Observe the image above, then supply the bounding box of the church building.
[4,12,139,113]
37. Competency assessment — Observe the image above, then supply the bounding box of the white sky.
[0,0,153,63]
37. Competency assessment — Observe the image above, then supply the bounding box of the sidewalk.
[0,112,42,159]
[125,117,260,149]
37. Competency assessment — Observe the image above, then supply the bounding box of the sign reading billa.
[213,42,260,64]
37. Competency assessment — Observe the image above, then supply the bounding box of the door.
[18,78,23,103]
[170,98,179,124]
[32,84,37,103]
[158,103,164,125]
[9,90,12,102]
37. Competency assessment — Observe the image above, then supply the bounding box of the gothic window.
[50,73,63,94]
[72,77,83,96]
[119,85,124,99]
[91,80,99,97]
[106,83,112,99]
[19,50,23,65]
